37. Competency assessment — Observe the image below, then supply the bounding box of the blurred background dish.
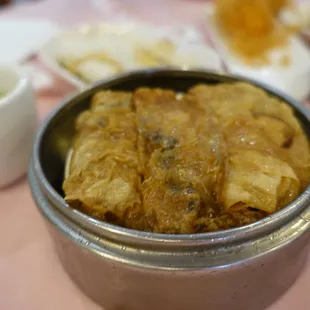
[205,0,310,102]
[39,21,223,89]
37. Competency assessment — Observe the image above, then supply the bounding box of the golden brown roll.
[190,83,309,214]
[134,88,226,233]
[63,91,144,229]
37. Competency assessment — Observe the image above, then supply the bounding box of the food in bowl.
[0,91,6,98]
[63,82,310,234]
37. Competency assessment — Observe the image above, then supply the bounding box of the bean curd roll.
[134,88,226,233]
[63,91,144,229]
[190,83,309,214]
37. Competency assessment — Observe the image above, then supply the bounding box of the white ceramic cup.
[0,64,37,188]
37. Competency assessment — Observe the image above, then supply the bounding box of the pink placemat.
[0,1,310,309]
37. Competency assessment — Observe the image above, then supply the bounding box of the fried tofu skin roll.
[134,88,226,233]
[63,91,144,229]
[190,83,309,215]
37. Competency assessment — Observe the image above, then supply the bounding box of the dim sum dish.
[63,82,309,234]
[29,70,310,310]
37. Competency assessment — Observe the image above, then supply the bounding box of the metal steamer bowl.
[29,70,310,310]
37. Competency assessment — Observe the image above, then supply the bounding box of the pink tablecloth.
[0,1,310,309]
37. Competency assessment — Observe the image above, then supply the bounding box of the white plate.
[39,21,223,89]
[0,19,61,64]
[204,3,310,102]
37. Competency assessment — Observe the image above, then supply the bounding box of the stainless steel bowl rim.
[31,69,310,249]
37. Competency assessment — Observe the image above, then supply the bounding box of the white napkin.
[0,19,61,63]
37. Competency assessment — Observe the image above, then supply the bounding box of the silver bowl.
[29,69,310,310]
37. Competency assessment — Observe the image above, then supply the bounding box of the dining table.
[0,0,310,309]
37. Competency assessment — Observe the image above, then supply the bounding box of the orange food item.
[214,0,291,64]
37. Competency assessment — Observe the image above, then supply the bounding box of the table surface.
[1,1,310,309]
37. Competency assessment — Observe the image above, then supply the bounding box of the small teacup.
[0,64,37,188]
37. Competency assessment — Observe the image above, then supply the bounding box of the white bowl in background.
[0,64,37,188]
